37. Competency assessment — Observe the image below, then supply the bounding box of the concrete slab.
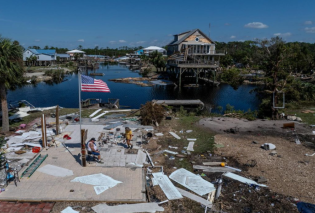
[37,164,74,177]
[0,147,145,202]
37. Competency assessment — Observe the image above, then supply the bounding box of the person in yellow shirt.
[125,127,133,149]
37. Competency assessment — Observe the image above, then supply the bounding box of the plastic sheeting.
[169,168,216,196]
[187,142,194,151]
[71,173,122,195]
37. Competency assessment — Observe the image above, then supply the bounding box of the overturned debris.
[152,172,183,200]
[223,172,267,187]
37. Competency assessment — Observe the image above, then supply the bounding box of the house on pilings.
[167,29,225,87]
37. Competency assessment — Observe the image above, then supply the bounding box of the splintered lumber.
[203,162,226,166]
[193,165,235,172]
[176,187,212,208]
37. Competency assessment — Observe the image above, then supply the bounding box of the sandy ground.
[198,117,312,135]
[199,117,315,203]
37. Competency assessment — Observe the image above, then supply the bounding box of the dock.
[153,99,204,109]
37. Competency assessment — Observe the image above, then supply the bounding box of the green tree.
[0,36,24,132]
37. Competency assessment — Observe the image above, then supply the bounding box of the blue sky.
[1,0,314,49]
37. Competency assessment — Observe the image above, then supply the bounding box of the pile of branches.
[140,102,165,126]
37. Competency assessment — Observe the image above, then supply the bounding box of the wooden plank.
[202,162,225,166]
[176,187,212,208]
[193,165,234,172]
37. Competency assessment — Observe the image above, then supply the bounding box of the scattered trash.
[151,172,183,200]
[261,143,276,150]
[169,132,181,139]
[145,150,155,167]
[92,203,164,213]
[215,178,223,199]
[283,122,295,128]
[163,150,178,155]
[305,153,315,156]
[176,187,212,208]
[255,176,267,183]
[186,130,193,133]
[168,146,178,149]
[169,168,216,196]
[187,142,194,151]
[155,133,164,136]
[252,141,258,144]
[169,156,175,160]
[61,206,79,213]
[37,164,73,177]
[270,150,277,156]
[187,138,197,141]
[223,172,267,187]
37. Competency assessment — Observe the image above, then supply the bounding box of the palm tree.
[0,36,24,132]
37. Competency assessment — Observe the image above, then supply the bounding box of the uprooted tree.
[140,102,165,126]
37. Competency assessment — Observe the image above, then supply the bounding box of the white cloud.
[230,35,236,39]
[136,41,146,44]
[244,22,268,29]
[304,21,312,25]
[109,41,116,44]
[77,39,84,42]
[119,40,126,43]
[273,32,291,37]
[305,27,315,33]
[35,39,40,42]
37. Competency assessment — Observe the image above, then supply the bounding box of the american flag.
[81,75,110,93]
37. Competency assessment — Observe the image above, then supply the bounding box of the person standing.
[125,127,133,149]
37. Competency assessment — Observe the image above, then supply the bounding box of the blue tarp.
[297,202,315,213]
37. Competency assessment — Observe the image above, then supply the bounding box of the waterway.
[7,64,261,111]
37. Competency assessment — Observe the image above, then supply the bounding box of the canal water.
[7,64,261,111]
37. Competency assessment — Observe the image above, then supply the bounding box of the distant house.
[56,53,70,62]
[143,46,166,55]
[167,29,221,56]
[23,49,57,66]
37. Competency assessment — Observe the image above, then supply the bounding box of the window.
[195,37,199,42]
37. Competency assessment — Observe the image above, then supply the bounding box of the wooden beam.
[55,105,59,135]
[81,129,88,167]
[41,114,46,148]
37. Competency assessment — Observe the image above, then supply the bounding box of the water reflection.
[7,64,261,111]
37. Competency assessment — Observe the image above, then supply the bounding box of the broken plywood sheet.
[169,132,181,139]
[223,172,267,187]
[176,187,212,208]
[92,203,164,213]
[187,142,194,151]
[152,173,183,200]
[169,168,215,196]
[38,164,73,177]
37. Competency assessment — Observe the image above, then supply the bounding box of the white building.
[143,46,167,55]
[23,49,57,66]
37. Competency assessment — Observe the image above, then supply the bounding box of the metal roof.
[168,29,214,46]
[29,49,56,56]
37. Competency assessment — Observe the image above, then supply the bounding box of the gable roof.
[27,49,56,56]
[168,29,214,46]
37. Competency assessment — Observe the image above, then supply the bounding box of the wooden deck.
[153,99,204,109]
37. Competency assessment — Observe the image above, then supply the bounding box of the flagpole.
[78,70,82,141]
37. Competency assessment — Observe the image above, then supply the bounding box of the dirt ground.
[197,117,315,204]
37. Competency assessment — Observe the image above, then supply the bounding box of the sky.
[0,0,315,49]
